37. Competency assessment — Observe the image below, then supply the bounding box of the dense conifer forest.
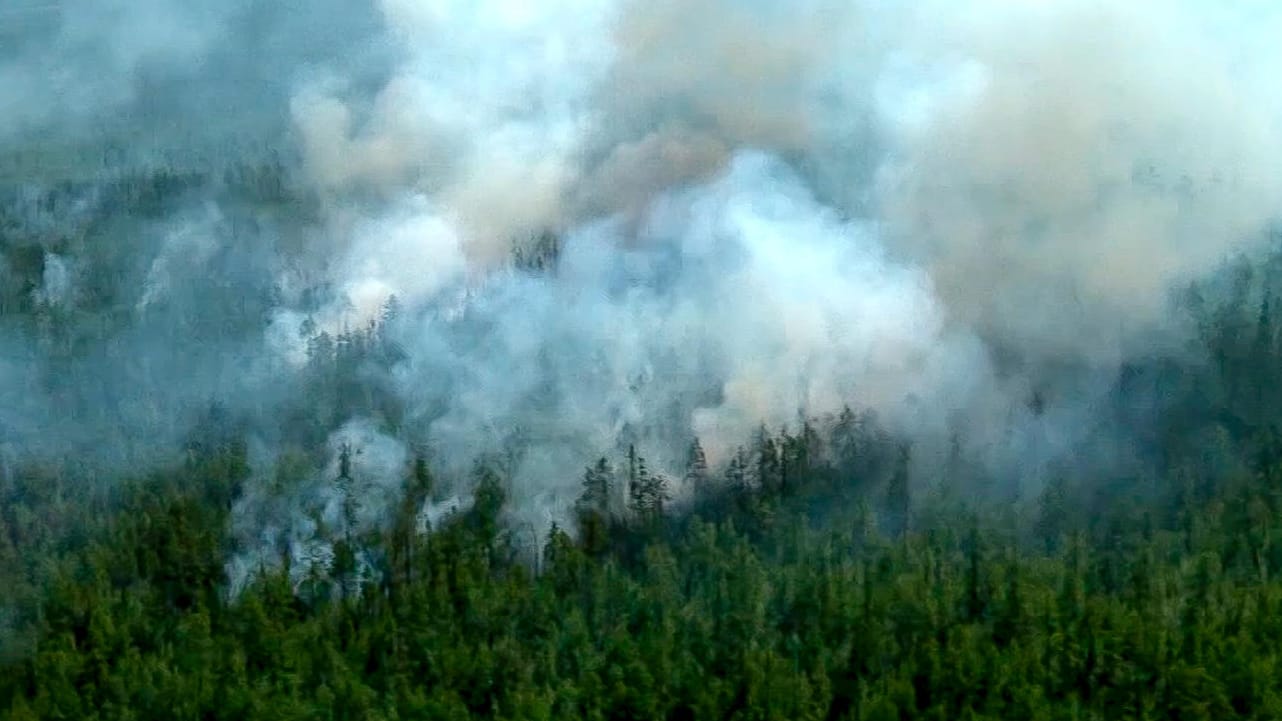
[5,164,1282,720]
[10,2,1282,719]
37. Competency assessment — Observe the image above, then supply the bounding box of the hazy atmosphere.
[7,3,1282,717]
[6,0,1282,531]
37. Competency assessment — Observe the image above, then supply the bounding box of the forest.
[3,162,1282,720]
[9,1,1282,719]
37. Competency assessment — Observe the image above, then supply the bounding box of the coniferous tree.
[781,421,821,496]
[1036,476,1069,553]
[337,443,360,539]
[684,438,710,497]
[578,458,613,516]
[626,445,661,524]
[470,462,506,548]
[884,443,911,540]
[725,446,751,494]
[575,458,614,554]
[1254,292,1276,422]
[753,427,781,496]
[634,472,670,526]
[390,455,432,588]
[832,406,861,477]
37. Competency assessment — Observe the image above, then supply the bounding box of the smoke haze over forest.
[5,0,1282,570]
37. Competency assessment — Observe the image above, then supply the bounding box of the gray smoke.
[4,0,1282,580]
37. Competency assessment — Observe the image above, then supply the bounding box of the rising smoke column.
[231,0,1282,568]
[5,1,1282,576]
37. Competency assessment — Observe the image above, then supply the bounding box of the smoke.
[5,0,1282,568]
[0,0,387,168]
[297,0,1282,445]
[375,151,996,530]
[227,418,437,594]
[870,1,1282,367]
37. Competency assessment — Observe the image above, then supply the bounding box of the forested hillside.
[9,0,1282,719]
[6,188,1282,717]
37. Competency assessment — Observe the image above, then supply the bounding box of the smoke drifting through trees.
[4,1,1282,579]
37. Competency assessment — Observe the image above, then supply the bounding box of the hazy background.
[4,0,1282,574]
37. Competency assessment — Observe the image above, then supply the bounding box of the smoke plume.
[4,0,1282,578]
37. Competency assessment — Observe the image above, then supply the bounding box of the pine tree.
[964,520,987,622]
[470,462,506,547]
[577,458,613,517]
[753,427,781,496]
[724,446,751,493]
[884,443,911,540]
[380,293,402,326]
[1254,292,1276,422]
[337,443,360,539]
[391,455,432,588]
[780,421,820,496]
[636,474,670,525]
[627,445,650,516]
[1036,477,1069,553]
[831,406,860,476]
[575,458,614,554]
[620,445,670,528]
[684,438,709,496]
[542,522,579,586]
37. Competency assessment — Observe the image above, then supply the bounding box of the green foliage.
[8,420,1282,719]
[11,174,1282,717]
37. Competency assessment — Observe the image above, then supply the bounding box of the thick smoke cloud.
[295,0,1282,438]
[871,1,1282,367]
[5,0,1282,576]
[297,0,1282,354]
[384,153,989,520]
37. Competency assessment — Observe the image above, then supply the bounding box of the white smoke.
[33,252,74,309]
[228,418,410,593]
[380,153,987,527]
[8,0,1282,569]
[235,0,1282,546]
[869,0,1282,366]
